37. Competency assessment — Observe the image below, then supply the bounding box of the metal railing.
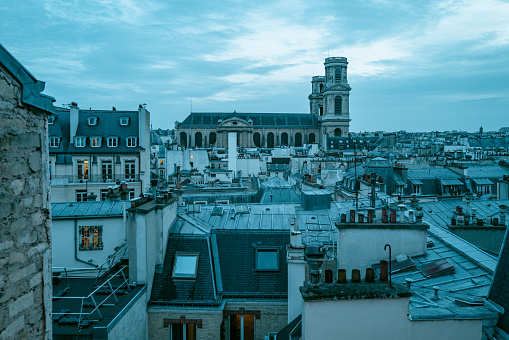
[50,174,140,183]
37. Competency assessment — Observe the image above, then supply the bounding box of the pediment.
[219,117,250,128]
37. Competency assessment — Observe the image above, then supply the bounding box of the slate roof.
[179,112,318,128]
[407,168,462,180]
[214,230,289,297]
[49,107,142,154]
[488,225,509,333]
[258,177,301,204]
[466,165,509,179]
[150,235,217,305]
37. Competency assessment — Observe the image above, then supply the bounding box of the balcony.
[50,174,141,184]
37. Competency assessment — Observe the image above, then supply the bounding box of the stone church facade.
[175,57,351,149]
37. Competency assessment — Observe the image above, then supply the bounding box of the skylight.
[256,249,279,271]
[172,253,199,279]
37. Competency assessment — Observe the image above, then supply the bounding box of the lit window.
[255,249,279,271]
[172,253,199,278]
[49,137,60,148]
[75,137,85,147]
[77,161,89,180]
[160,159,164,165]
[126,137,137,147]
[87,117,98,126]
[119,117,129,126]
[229,314,255,340]
[91,137,101,147]
[79,225,103,250]
[48,116,55,125]
[107,137,118,147]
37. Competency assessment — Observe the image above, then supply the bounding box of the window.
[335,96,342,114]
[102,161,112,181]
[79,225,103,250]
[49,137,60,148]
[413,185,421,195]
[172,253,199,278]
[129,189,135,200]
[91,137,101,147]
[75,137,85,147]
[335,67,341,82]
[229,314,255,340]
[87,117,98,126]
[125,161,135,181]
[126,137,137,147]
[119,117,129,126]
[48,116,55,125]
[76,190,88,202]
[170,323,196,340]
[255,249,279,271]
[107,137,118,147]
[160,159,164,165]
[77,160,89,180]
[100,189,109,201]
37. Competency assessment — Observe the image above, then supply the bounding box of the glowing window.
[91,137,101,147]
[79,225,103,250]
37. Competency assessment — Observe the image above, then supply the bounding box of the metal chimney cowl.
[304,242,327,286]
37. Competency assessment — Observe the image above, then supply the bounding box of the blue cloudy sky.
[1,0,508,132]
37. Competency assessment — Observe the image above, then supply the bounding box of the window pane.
[243,315,255,340]
[186,324,196,340]
[173,255,198,277]
[257,250,278,270]
[171,324,184,340]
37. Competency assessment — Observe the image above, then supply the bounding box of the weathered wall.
[0,65,52,339]
[148,307,224,340]
[303,298,482,340]
[108,290,148,340]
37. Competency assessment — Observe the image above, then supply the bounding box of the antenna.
[328,46,329,58]
[190,98,193,113]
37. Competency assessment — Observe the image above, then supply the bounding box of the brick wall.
[0,64,52,339]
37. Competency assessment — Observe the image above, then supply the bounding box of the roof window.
[418,259,455,278]
[49,137,60,148]
[126,137,137,147]
[255,248,279,271]
[75,137,85,147]
[88,116,98,126]
[107,137,118,147]
[172,253,199,279]
[119,117,129,126]
[48,116,55,125]
[90,137,102,147]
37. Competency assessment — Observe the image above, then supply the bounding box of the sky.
[1,0,509,132]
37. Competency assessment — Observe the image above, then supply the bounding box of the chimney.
[500,205,507,226]
[138,104,148,148]
[70,102,79,143]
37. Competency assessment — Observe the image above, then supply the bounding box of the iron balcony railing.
[50,174,140,183]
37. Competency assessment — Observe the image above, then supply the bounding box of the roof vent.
[304,242,327,286]
[212,206,224,216]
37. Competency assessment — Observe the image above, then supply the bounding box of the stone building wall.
[0,64,52,339]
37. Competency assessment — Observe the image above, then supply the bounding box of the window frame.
[87,116,98,126]
[90,136,102,147]
[126,137,137,147]
[79,225,104,250]
[119,117,130,126]
[49,137,60,148]
[172,253,199,279]
[75,136,86,147]
[255,248,279,272]
[48,116,55,125]
[107,137,118,147]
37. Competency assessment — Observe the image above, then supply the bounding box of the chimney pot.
[351,269,361,283]
[380,261,388,282]
[365,268,375,283]
[337,269,347,284]
[433,286,440,300]
[405,278,413,289]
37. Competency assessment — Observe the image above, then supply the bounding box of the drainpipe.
[123,201,127,242]
[74,217,98,267]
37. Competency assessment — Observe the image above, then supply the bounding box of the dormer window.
[88,117,98,126]
[119,117,130,126]
[91,137,102,147]
[126,137,137,147]
[75,137,86,147]
[49,137,60,148]
[107,137,118,147]
[172,253,199,279]
[48,116,55,125]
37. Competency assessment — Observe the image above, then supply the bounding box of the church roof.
[179,112,318,128]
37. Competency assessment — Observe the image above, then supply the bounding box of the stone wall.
[108,290,148,340]
[0,64,52,339]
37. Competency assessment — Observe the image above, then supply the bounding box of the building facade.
[48,103,151,202]
[174,57,351,150]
